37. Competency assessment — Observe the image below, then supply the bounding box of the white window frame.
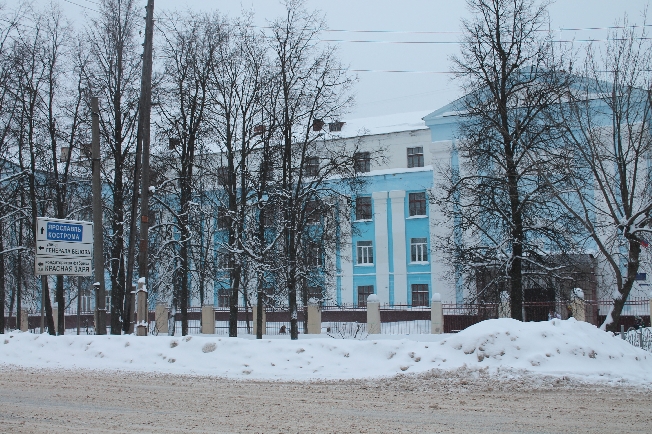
[356,240,374,265]
[407,146,424,168]
[410,237,428,263]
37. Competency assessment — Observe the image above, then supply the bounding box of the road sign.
[35,217,93,276]
[35,258,92,276]
[36,218,93,244]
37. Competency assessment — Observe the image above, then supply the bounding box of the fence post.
[128,286,136,334]
[649,292,651,325]
[155,302,169,335]
[307,300,321,334]
[136,279,148,336]
[571,288,586,322]
[201,305,214,334]
[499,291,511,318]
[52,306,58,334]
[20,309,28,332]
[252,301,266,336]
[367,294,381,334]
[431,293,443,334]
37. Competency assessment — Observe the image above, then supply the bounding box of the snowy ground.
[2,318,651,386]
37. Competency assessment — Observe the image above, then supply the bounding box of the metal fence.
[621,327,652,352]
[5,298,650,336]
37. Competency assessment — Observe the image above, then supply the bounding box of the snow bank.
[2,318,650,384]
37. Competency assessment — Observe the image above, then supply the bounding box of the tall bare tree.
[269,0,357,339]
[546,15,652,331]
[87,0,141,333]
[440,0,575,318]
[155,11,222,335]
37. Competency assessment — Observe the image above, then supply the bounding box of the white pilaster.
[373,191,389,303]
[389,190,407,304]
[339,197,354,305]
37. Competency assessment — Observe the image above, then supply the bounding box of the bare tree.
[0,2,24,332]
[39,5,92,334]
[268,0,357,339]
[86,0,141,333]
[546,15,652,331]
[155,11,222,335]
[441,0,576,317]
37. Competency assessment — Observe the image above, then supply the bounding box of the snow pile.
[2,318,651,384]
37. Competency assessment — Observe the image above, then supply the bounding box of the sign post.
[35,217,93,334]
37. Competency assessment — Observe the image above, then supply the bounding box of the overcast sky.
[34,0,652,119]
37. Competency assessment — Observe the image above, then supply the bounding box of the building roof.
[335,110,432,138]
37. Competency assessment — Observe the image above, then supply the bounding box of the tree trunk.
[56,275,64,334]
[179,226,189,336]
[605,240,641,332]
[110,171,125,334]
[0,223,4,333]
[229,265,241,337]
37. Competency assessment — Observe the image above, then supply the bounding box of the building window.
[305,200,321,224]
[329,121,345,132]
[306,243,321,267]
[305,156,319,177]
[217,288,232,308]
[260,160,275,182]
[217,166,229,185]
[410,238,428,262]
[217,208,229,229]
[636,272,647,281]
[356,240,373,265]
[217,248,232,269]
[355,196,372,220]
[262,204,275,227]
[307,286,323,302]
[411,284,429,307]
[354,152,370,173]
[81,289,92,313]
[407,146,424,168]
[357,285,374,307]
[409,192,427,216]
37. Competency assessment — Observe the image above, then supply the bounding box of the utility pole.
[136,0,155,337]
[91,96,107,335]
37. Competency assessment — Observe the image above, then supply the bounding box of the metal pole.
[136,0,155,336]
[91,96,106,335]
[40,275,46,333]
[77,276,81,335]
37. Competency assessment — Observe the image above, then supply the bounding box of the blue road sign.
[46,222,83,242]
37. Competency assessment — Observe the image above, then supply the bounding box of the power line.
[322,37,652,45]
[61,0,98,13]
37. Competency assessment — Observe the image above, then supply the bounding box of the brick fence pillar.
[136,279,148,336]
[431,293,443,334]
[367,294,381,334]
[307,300,321,334]
[499,291,511,318]
[52,306,58,334]
[201,305,214,334]
[155,302,169,335]
[571,288,586,322]
[20,309,28,332]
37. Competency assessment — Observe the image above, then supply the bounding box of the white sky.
[33,0,652,118]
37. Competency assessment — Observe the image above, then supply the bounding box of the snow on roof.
[334,110,432,138]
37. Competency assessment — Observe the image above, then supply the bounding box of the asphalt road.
[0,366,650,433]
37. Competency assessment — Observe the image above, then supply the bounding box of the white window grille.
[407,146,424,168]
[357,240,373,264]
[411,238,428,262]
